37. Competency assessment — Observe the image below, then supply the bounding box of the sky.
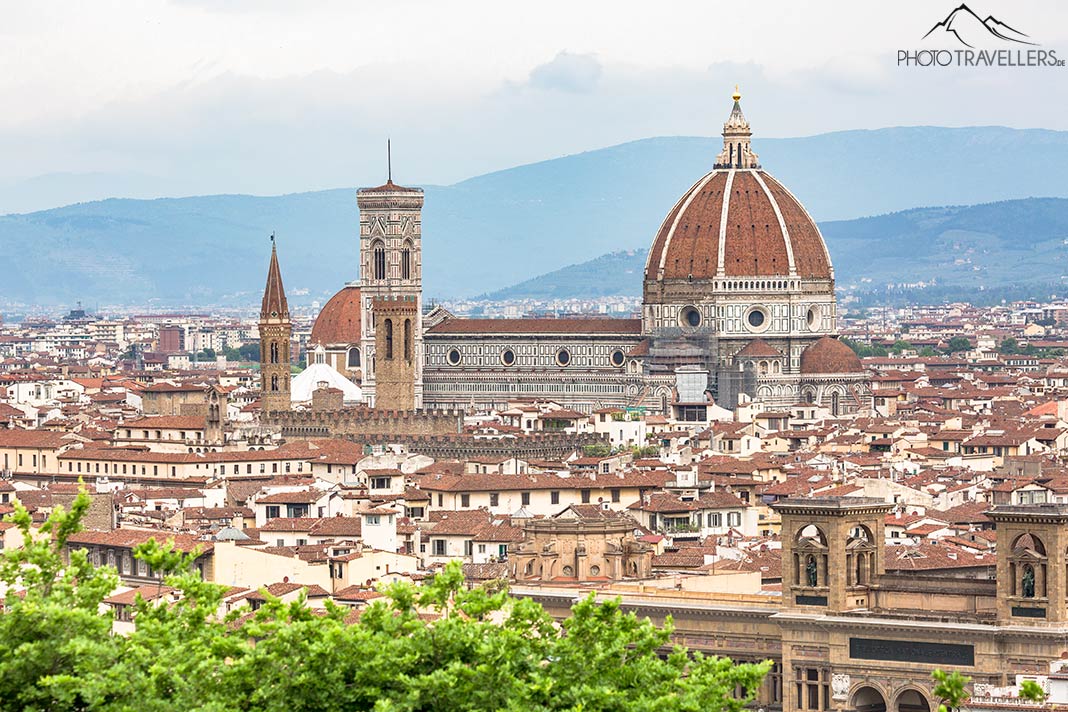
[2,0,1067,213]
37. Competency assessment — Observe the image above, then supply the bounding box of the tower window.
[401,242,412,280]
[270,342,279,364]
[373,241,386,280]
[384,318,394,359]
[404,318,412,361]
[271,375,279,392]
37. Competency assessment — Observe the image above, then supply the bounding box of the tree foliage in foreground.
[0,491,770,712]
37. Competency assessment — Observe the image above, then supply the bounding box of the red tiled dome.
[644,169,832,282]
[800,337,864,375]
[311,286,362,346]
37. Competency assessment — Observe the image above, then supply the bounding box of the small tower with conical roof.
[714,86,760,169]
[259,237,292,413]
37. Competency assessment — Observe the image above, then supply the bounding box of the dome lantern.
[714,86,760,169]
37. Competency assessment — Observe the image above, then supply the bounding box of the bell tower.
[259,237,292,413]
[987,504,1068,624]
[773,497,891,613]
[357,157,424,409]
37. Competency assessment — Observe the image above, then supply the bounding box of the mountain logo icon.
[922,4,1036,48]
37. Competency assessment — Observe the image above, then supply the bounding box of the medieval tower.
[259,238,292,413]
[357,175,424,408]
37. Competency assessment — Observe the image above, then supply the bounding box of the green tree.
[1019,679,1047,703]
[931,669,970,712]
[942,336,972,354]
[999,337,1020,355]
[238,342,260,362]
[1,489,771,712]
[582,442,612,457]
[842,338,889,358]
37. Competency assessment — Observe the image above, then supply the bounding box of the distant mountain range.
[3,126,1068,306]
[484,198,1068,303]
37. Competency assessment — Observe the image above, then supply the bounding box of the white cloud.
[526,51,603,93]
[1,0,1067,212]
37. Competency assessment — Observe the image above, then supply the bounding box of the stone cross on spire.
[261,236,289,319]
[714,86,760,169]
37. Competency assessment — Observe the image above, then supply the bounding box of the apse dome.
[311,285,362,346]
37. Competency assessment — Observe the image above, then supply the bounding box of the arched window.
[270,375,278,392]
[372,240,386,280]
[384,319,393,360]
[270,342,278,364]
[1023,564,1036,598]
[401,242,412,280]
[831,391,840,416]
[404,319,412,361]
[347,347,361,368]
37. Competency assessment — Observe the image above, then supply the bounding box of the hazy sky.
[2,0,1067,212]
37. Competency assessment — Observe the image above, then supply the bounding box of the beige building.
[516,498,1068,712]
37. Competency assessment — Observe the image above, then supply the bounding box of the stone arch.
[794,524,829,588]
[893,687,932,712]
[1010,532,1047,598]
[400,239,413,280]
[852,684,888,712]
[372,239,386,280]
[847,524,877,586]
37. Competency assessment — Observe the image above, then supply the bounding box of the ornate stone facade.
[513,501,1068,712]
[511,504,653,581]
[308,92,872,416]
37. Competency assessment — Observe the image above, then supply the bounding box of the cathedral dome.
[644,94,832,283]
[311,286,362,346]
[799,337,864,375]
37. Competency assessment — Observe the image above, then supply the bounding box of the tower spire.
[714,86,760,170]
[258,237,292,413]
[261,234,289,319]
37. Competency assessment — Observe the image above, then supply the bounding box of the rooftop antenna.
[270,231,275,243]
[387,139,392,182]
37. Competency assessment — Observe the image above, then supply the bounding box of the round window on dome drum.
[447,348,462,366]
[807,306,820,331]
[681,306,701,328]
[556,349,571,366]
[747,309,766,329]
[610,349,625,367]
[501,349,516,366]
